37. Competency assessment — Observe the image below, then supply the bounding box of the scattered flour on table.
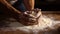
[0,15,60,34]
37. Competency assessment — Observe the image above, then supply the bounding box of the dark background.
[35,0,60,11]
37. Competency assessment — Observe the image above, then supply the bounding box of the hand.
[14,9,42,26]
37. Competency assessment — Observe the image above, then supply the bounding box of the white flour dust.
[0,15,60,34]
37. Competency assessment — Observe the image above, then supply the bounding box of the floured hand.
[15,9,42,26]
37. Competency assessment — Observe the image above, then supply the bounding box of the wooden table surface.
[0,11,60,34]
[42,11,60,20]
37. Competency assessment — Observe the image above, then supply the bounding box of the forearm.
[23,0,35,11]
[0,0,21,14]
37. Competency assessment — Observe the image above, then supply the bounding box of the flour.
[0,15,60,34]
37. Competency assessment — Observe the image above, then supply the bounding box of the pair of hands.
[14,9,41,26]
